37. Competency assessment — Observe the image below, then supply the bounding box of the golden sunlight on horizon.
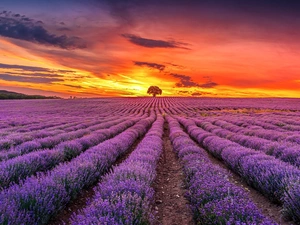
[1,1,300,98]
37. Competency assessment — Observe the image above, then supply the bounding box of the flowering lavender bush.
[71,115,164,225]
[0,116,135,162]
[1,97,300,225]
[179,115,300,223]
[194,118,300,168]
[283,179,300,223]
[167,116,276,224]
[0,117,143,189]
[0,114,155,225]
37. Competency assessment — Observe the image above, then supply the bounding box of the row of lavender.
[0,119,74,137]
[72,114,164,224]
[158,98,300,117]
[0,97,158,133]
[0,112,155,224]
[167,116,276,224]
[0,100,152,139]
[213,113,300,132]
[0,98,163,188]
[1,97,300,224]
[0,116,120,152]
[177,116,300,223]
[193,118,300,167]
[0,115,141,161]
[0,115,144,189]
[0,99,158,161]
[207,117,300,143]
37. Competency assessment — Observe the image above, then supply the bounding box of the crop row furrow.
[0,120,73,135]
[219,114,300,132]
[193,119,300,168]
[177,116,300,223]
[0,113,155,225]
[167,116,276,224]
[0,116,137,161]
[209,118,299,143]
[0,117,121,151]
[0,116,145,190]
[71,114,164,224]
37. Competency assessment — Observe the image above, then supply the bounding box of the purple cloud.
[171,73,199,87]
[0,11,87,49]
[133,61,165,72]
[122,34,190,49]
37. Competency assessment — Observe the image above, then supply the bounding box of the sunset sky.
[0,0,300,97]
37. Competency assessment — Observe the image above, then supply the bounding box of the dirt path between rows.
[48,135,143,225]
[205,152,294,225]
[183,132,294,225]
[152,122,194,225]
[176,119,295,225]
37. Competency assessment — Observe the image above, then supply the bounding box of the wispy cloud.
[0,11,87,49]
[0,63,75,74]
[0,74,63,83]
[170,74,218,88]
[171,73,199,87]
[191,91,202,96]
[200,76,218,88]
[0,63,50,72]
[63,84,84,89]
[199,81,218,88]
[133,61,165,72]
[0,63,78,84]
[122,34,190,49]
[5,72,62,78]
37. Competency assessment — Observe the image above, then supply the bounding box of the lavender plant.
[0,114,155,224]
[71,115,164,225]
[167,116,276,224]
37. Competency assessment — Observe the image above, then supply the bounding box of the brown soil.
[176,121,295,225]
[48,120,294,225]
[201,147,295,225]
[48,136,143,225]
[152,122,194,225]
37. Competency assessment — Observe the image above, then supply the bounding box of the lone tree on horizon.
[147,86,162,97]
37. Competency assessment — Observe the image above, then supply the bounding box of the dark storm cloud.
[122,34,190,49]
[133,61,165,72]
[171,73,199,88]
[0,74,63,83]
[0,11,87,49]
[99,0,300,20]
[216,0,300,15]
[102,0,140,26]
[103,0,300,45]
[103,0,300,14]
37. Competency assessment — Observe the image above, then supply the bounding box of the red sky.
[0,0,300,97]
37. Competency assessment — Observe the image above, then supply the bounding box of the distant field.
[0,97,300,225]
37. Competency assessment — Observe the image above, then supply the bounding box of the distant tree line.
[0,90,61,100]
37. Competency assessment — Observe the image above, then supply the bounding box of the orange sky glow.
[0,1,300,98]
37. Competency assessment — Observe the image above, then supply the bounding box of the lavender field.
[1,97,300,225]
